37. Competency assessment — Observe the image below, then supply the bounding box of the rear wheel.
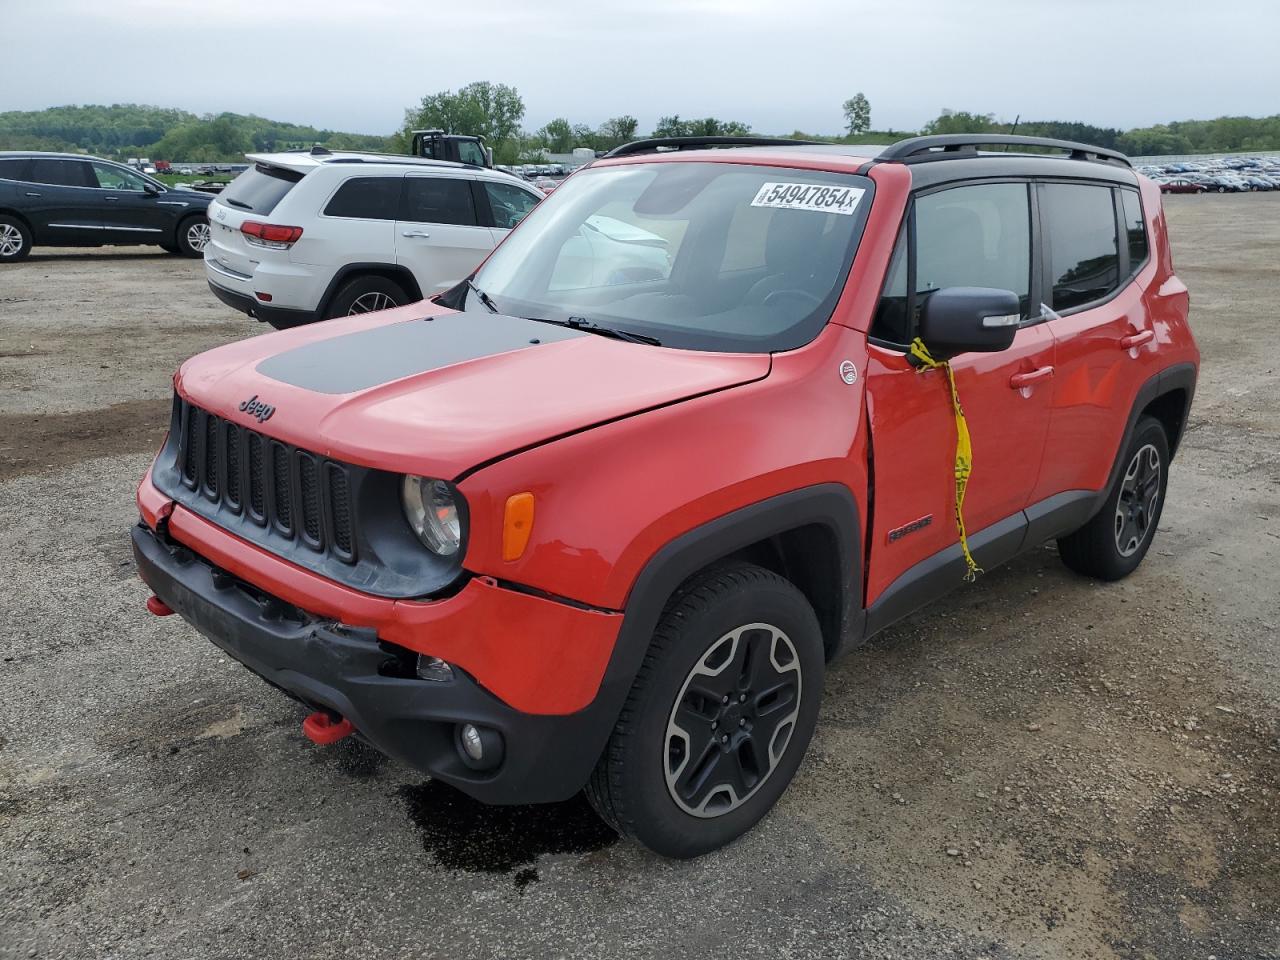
[174,216,210,258]
[0,216,32,262]
[1058,416,1169,581]
[586,563,824,858]
[324,275,408,319]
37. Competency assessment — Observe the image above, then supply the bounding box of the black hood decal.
[255,313,583,394]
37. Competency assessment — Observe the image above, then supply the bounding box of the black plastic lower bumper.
[131,523,611,804]
[207,280,316,328]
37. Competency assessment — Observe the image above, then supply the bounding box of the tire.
[1057,416,1170,581]
[323,275,408,320]
[174,216,210,258]
[586,562,824,859]
[1217,186,1227,194]
[0,215,33,263]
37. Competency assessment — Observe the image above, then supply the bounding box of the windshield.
[219,163,304,214]
[467,161,874,352]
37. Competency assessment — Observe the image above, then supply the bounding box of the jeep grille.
[175,397,356,564]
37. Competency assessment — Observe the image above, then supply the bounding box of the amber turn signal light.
[502,492,535,561]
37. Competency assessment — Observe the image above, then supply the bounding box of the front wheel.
[1058,416,1170,581]
[175,216,210,258]
[586,563,824,858]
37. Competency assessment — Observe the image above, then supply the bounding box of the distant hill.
[0,103,392,161]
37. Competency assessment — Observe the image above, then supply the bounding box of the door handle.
[1120,330,1154,349]
[401,230,430,238]
[1009,366,1054,389]
[24,191,42,198]
[104,196,119,202]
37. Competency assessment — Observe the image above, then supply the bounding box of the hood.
[175,304,770,479]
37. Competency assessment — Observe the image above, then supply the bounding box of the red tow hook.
[146,595,174,617]
[303,711,355,745]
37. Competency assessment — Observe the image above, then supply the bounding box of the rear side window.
[1120,189,1149,270]
[0,158,29,181]
[220,164,303,215]
[1042,183,1120,311]
[401,177,477,226]
[27,159,92,187]
[324,177,401,220]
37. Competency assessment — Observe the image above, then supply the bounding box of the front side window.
[916,182,1032,317]
[1042,182,1120,311]
[482,181,540,229]
[870,182,1031,347]
[457,141,487,167]
[324,177,401,220]
[469,162,874,352]
[91,162,150,191]
[401,176,477,226]
[27,159,91,188]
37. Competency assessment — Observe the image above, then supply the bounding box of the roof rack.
[878,135,1131,168]
[603,136,821,159]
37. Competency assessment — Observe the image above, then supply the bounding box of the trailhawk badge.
[238,395,276,423]
[839,360,858,384]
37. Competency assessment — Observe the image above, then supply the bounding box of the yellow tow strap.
[908,337,982,582]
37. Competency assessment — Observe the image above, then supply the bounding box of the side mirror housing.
[143,181,161,196]
[918,287,1020,360]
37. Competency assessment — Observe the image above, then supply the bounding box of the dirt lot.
[1,198,1278,960]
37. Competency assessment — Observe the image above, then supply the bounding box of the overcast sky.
[5,0,1277,135]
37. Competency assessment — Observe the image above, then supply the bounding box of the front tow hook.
[302,711,355,745]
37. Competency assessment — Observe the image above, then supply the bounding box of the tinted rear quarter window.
[0,158,29,181]
[220,164,304,214]
[324,177,402,220]
[1121,189,1149,270]
[1042,183,1119,311]
[401,177,476,226]
[27,159,92,187]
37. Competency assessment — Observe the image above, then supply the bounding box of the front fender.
[456,322,871,612]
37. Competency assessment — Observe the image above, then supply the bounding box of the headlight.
[401,476,463,556]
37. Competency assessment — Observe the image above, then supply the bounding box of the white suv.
[203,150,543,328]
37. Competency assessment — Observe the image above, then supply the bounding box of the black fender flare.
[1086,361,1197,521]
[545,484,863,798]
[315,262,425,317]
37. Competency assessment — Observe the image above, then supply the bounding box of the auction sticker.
[751,182,865,215]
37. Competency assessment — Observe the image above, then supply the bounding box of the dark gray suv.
[0,151,214,262]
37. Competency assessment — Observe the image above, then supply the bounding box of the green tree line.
[5,97,1280,164]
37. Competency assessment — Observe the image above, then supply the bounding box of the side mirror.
[143,182,161,196]
[918,287,1020,360]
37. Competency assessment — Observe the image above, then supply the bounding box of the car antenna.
[1003,115,1020,152]
[310,144,332,156]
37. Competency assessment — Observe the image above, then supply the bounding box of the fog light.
[455,723,504,771]
[415,654,453,682]
[460,723,484,761]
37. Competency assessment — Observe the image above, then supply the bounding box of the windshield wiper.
[467,278,499,314]
[222,197,252,210]
[527,315,661,346]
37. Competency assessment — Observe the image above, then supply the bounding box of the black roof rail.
[878,134,1131,168]
[603,136,821,159]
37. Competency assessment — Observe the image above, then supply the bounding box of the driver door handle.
[104,196,119,202]
[1120,330,1154,349]
[1009,366,1054,389]
[25,191,41,198]
[401,230,430,238]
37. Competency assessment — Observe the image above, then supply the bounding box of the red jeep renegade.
[133,135,1197,858]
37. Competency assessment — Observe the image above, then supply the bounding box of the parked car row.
[1139,155,1280,194]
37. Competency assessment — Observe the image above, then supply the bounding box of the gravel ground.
[1,198,1278,960]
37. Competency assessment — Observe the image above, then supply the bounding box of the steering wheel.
[763,288,822,309]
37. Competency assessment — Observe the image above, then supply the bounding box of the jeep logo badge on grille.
[238,395,276,423]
